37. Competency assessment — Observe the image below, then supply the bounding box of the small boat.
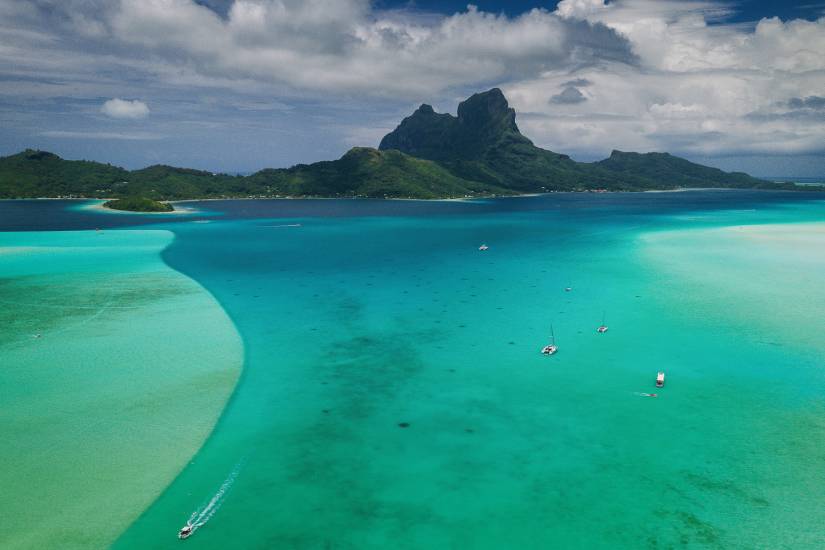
[478,244,489,251]
[564,287,572,292]
[179,524,194,540]
[597,311,608,333]
[656,372,665,388]
[541,325,558,355]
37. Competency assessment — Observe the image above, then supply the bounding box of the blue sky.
[376,1,825,21]
[1,0,824,176]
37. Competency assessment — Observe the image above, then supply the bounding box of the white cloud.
[0,0,823,167]
[555,0,613,20]
[2,1,630,98]
[100,98,150,119]
[496,0,825,158]
[556,1,824,73]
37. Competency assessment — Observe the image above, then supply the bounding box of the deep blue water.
[2,191,825,232]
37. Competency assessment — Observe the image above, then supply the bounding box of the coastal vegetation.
[103,196,174,212]
[0,90,808,201]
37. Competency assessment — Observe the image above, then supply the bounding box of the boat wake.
[182,462,242,537]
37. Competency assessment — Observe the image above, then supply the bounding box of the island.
[0,89,811,201]
[103,197,174,213]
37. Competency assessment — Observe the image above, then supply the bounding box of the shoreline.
[78,199,199,215]
[0,229,243,548]
[1,187,810,207]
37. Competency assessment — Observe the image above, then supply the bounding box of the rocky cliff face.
[380,88,596,190]
[379,88,529,162]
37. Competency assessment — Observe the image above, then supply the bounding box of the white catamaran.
[597,312,608,333]
[541,325,558,355]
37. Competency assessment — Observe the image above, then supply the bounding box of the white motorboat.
[656,372,665,388]
[179,524,194,540]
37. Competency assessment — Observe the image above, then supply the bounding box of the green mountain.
[0,88,806,202]
[379,89,588,191]
[379,88,780,192]
[594,150,777,189]
[0,150,129,198]
[0,148,504,200]
[245,147,508,199]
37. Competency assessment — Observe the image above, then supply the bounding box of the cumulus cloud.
[555,0,613,20]
[0,1,634,99]
[496,0,825,159]
[100,98,150,119]
[550,86,587,104]
[0,0,823,170]
[555,1,824,73]
[562,78,592,87]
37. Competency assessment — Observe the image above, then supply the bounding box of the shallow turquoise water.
[3,193,825,548]
[109,194,825,549]
[0,230,241,549]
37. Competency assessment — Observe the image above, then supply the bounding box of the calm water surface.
[2,191,825,549]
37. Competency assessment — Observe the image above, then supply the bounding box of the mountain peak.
[23,149,60,161]
[370,86,769,193]
[456,88,517,132]
[378,88,525,162]
[408,89,512,122]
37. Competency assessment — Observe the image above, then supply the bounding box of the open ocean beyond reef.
[2,190,825,549]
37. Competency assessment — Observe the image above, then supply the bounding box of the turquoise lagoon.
[1,192,825,549]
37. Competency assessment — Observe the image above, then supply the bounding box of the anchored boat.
[597,311,608,333]
[541,325,558,355]
[478,244,489,251]
[656,372,665,388]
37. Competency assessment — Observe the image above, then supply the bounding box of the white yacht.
[478,244,489,251]
[179,524,193,540]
